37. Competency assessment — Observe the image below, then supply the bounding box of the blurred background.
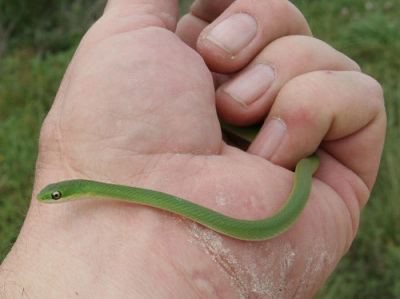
[1,0,399,297]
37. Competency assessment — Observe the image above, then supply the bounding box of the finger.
[216,35,360,125]
[102,0,179,32]
[176,0,234,48]
[190,0,235,22]
[196,0,311,73]
[176,14,208,49]
[248,70,385,188]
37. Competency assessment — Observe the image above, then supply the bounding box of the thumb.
[102,0,179,32]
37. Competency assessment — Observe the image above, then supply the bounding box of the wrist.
[0,191,234,298]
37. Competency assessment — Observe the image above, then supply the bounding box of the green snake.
[37,122,319,241]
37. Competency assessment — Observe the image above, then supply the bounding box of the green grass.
[0,49,74,259]
[1,0,399,297]
[298,1,400,298]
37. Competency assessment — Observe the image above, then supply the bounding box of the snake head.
[36,180,87,203]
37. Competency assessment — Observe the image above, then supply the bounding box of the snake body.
[36,153,319,241]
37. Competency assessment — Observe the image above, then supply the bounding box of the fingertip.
[248,117,287,161]
[216,63,276,126]
[218,64,275,106]
[199,12,258,56]
[197,13,258,73]
[196,0,311,73]
[176,14,208,49]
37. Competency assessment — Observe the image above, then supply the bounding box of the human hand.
[1,0,385,298]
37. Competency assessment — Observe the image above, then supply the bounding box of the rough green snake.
[37,121,320,241]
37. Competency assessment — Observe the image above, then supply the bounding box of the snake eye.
[51,191,62,200]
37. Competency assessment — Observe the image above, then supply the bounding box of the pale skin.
[0,0,386,298]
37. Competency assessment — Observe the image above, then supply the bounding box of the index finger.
[179,0,311,73]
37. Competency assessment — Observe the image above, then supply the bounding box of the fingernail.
[220,64,275,106]
[253,118,286,159]
[205,13,257,57]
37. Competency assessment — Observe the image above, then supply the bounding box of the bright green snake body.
[37,154,318,241]
[36,122,319,241]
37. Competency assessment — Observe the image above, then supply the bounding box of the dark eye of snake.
[51,191,62,200]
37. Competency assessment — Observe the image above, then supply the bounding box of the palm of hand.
[35,22,352,298]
